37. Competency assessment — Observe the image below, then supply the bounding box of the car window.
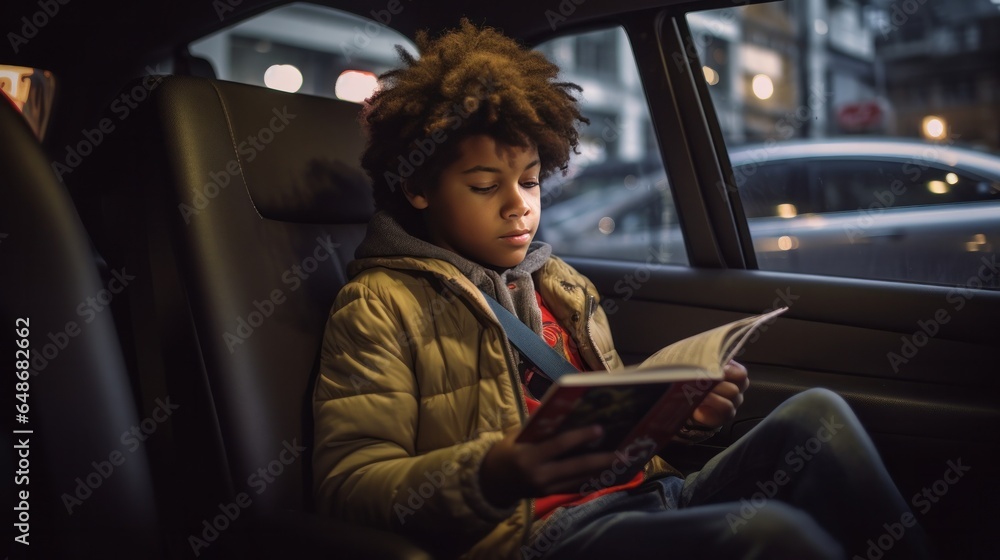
[189,2,416,101]
[687,0,1000,289]
[735,158,812,218]
[807,159,1000,211]
[535,28,687,266]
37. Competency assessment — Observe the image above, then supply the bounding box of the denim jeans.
[524,388,931,560]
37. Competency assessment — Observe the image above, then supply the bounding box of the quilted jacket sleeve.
[312,280,515,546]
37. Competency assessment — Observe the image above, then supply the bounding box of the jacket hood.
[350,211,551,333]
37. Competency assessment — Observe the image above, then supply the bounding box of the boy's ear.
[401,180,429,210]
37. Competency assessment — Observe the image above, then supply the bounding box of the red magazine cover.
[516,366,720,477]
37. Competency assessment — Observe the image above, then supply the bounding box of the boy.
[312,19,929,560]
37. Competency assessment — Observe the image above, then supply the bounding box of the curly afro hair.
[359,18,588,233]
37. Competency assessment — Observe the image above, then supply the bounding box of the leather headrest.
[157,76,375,224]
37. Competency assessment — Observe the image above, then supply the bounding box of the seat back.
[0,91,161,558]
[103,76,375,556]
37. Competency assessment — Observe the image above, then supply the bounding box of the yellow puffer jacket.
[312,254,675,559]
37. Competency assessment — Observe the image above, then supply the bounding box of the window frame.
[528,9,756,271]
[627,9,754,269]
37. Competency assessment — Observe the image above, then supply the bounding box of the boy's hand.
[688,360,749,430]
[479,425,617,508]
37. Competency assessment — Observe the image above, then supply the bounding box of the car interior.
[2,1,998,559]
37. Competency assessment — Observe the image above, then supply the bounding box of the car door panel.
[567,256,999,551]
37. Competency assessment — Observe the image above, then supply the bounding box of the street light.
[921,116,947,140]
[335,70,378,103]
[703,66,720,86]
[752,74,774,100]
[264,64,303,93]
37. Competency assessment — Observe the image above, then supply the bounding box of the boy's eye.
[468,181,539,193]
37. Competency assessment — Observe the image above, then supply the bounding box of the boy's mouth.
[500,229,532,245]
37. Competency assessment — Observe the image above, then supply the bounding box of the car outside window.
[687,0,1000,289]
[809,159,1000,211]
[736,159,809,218]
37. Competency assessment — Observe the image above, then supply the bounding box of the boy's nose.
[501,184,531,218]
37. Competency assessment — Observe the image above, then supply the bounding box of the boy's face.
[405,134,541,270]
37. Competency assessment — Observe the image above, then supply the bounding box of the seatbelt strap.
[479,288,579,398]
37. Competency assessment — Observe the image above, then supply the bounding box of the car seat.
[98,75,433,559]
[0,89,162,559]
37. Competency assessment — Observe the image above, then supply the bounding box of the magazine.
[516,307,788,476]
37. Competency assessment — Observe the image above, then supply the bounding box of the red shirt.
[523,290,645,520]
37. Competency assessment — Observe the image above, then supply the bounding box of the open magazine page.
[637,324,736,374]
[721,307,789,364]
[635,307,789,373]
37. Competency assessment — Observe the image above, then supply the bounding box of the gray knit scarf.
[354,211,552,335]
